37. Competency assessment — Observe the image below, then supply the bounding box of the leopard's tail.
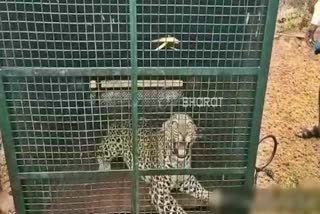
[296,125,320,138]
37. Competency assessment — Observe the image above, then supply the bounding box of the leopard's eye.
[171,120,178,128]
[187,121,196,130]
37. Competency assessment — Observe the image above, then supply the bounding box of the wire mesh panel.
[1,75,255,213]
[21,176,137,214]
[136,0,267,67]
[0,0,131,67]
[2,75,255,172]
[0,0,279,213]
[0,0,267,68]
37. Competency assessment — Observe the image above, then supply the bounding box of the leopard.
[96,113,220,214]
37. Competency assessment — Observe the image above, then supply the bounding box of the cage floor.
[47,174,209,214]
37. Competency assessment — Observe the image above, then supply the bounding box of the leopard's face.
[161,114,197,162]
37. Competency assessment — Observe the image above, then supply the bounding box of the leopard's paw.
[97,159,111,171]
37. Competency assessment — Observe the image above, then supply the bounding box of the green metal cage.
[0,0,279,213]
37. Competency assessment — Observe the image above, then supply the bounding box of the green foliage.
[282,171,300,189]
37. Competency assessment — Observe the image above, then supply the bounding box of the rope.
[254,134,278,186]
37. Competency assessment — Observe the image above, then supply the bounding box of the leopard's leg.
[96,138,122,171]
[178,175,223,208]
[178,175,209,202]
[149,175,187,214]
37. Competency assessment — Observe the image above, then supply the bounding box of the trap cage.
[0,0,278,213]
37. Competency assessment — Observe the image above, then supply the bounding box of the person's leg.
[305,1,320,44]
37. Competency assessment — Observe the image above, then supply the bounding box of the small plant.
[282,171,300,189]
[277,0,314,32]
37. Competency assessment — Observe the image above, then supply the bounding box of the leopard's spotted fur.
[96,113,210,214]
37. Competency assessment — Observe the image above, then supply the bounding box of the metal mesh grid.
[0,0,267,68]
[0,0,278,212]
[136,0,267,67]
[2,75,256,173]
[0,0,130,67]
[21,177,135,214]
[20,174,245,214]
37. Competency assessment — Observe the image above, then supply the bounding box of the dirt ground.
[257,34,320,189]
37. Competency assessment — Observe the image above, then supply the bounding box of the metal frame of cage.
[0,0,279,213]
